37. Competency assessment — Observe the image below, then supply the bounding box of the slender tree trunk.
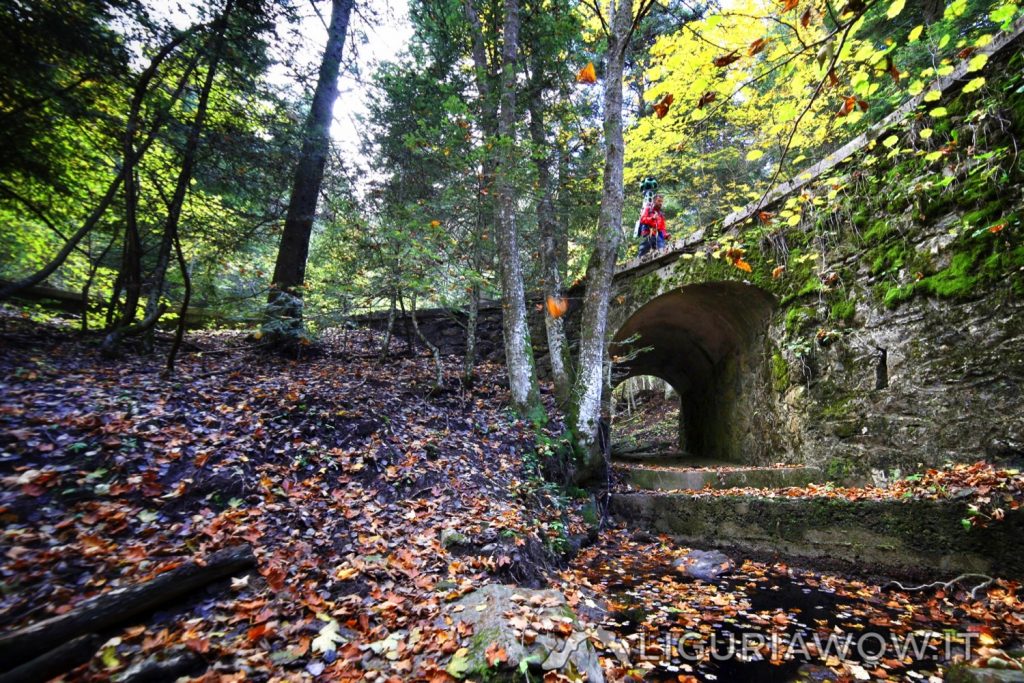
[463,0,497,388]
[378,289,397,363]
[119,32,206,328]
[165,231,192,374]
[80,233,117,332]
[410,294,444,392]
[570,0,632,480]
[104,2,233,356]
[267,0,353,336]
[462,280,480,386]
[0,27,201,304]
[527,61,571,405]
[492,0,542,417]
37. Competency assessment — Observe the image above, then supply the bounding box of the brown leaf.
[697,91,717,108]
[713,50,741,68]
[836,95,856,117]
[748,38,771,56]
[653,93,675,119]
[886,55,900,83]
[801,7,812,27]
[484,642,508,667]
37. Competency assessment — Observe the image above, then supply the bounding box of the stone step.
[616,462,824,491]
[609,492,1024,579]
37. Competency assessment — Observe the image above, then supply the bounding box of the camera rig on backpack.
[634,176,659,238]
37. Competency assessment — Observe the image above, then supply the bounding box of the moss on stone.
[771,352,789,392]
[785,306,817,336]
[830,298,856,323]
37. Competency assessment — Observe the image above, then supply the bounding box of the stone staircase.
[608,455,1024,580]
[614,455,825,492]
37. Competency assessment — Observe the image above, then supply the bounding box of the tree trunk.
[267,0,354,336]
[0,27,201,304]
[492,0,542,417]
[119,31,206,329]
[462,280,480,386]
[103,3,232,356]
[0,545,254,672]
[570,0,632,481]
[527,59,571,405]
[410,295,444,392]
[378,290,397,363]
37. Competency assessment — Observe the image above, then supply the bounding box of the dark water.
[592,555,969,682]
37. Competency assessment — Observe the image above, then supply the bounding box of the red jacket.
[640,206,668,238]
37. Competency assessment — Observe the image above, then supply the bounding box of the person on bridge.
[638,194,669,257]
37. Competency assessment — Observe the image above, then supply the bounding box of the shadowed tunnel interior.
[610,281,777,461]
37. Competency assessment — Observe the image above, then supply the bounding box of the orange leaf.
[836,95,856,117]
[828,68,839,87]
[757,211,775,224]
[576,62,596,84]
[989,223,1006,234]
[732,258,753,273]
[485,642,508,667]
[653,93,674,119]
[772,265,786,279]
[697,91,717,108]
[781,0,800,11]
[430,220,442,228]
[748,38,771,56]
[546,296,568,319]
[713,50,741,68]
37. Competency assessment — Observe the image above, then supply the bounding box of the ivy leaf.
[967,54,989,72]
[962,76,985,93]
[886,0,906,19]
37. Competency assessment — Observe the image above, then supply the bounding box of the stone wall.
[600,26,1024,475]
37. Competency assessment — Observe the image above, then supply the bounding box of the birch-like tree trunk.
[267,0,353,337]
[527,66,571,405]
[570,0,632,479]
[495,0,542,416]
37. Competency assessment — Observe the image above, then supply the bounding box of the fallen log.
[0,634,103,683]
[0,544,255,673]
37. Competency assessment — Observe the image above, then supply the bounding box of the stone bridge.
[393,18,1024,477]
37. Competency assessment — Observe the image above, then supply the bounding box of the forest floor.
[610,396,678,455]
[1,310,1023,682]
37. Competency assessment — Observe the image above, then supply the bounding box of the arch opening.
[610,375,682,457]
[610,281,777,462]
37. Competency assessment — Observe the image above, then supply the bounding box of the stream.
[572,536,1009,682]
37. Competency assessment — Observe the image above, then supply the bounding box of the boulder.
[671,549,734,581]
[439,584,604,682]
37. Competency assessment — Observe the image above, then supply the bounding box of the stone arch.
[609,281,777,462]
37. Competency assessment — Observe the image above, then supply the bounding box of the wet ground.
[565,534,1023,682]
